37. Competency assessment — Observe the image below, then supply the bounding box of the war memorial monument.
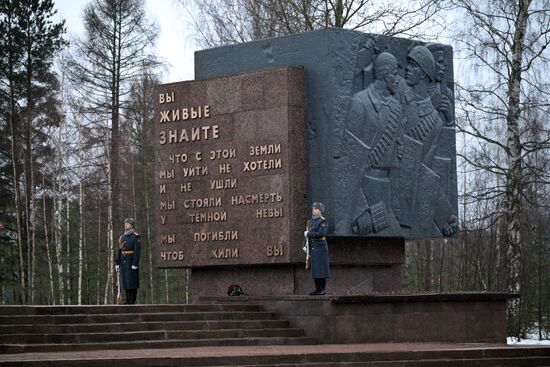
[154,28,458,292]
[150,28,526,344]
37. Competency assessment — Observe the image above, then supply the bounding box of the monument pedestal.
[154,28,500,346]
[200,293,518,344]
[190,238,404,301]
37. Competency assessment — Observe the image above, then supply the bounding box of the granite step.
[219,358,550,367]
[0,336,319,354]
[0,345,547,366]
[0,304,262,315]
[0,327,305,344]
[0,311,278,325]
[0,319,290,334]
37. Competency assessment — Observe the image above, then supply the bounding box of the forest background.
[0,0,548,341]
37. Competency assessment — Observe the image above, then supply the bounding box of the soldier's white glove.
[302,244,308,253]
[115,265,119,272]
[304,231,308,238]
[131,265,138,270]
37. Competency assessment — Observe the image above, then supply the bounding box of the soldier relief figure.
[340,44,459,238]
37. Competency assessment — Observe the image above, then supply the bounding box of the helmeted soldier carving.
[341,52,404,235]
[399,46,458,237]
[411,42,456,169]
[115,218,142,304]
[426,43,454,126]
[402,46,443,163]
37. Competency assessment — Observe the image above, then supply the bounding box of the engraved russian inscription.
[154,67,306,267]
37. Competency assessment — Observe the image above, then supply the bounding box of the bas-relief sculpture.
[338,43,459,239]
[194,28,459,240]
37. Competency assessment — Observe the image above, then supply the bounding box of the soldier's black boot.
[318,278,326,295]
[124,290,130,304]
[128,289,137,304]
[310,279,320,295]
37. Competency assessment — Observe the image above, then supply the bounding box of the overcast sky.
[54,0,199,83]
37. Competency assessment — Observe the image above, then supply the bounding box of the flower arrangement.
[227,284,244,296]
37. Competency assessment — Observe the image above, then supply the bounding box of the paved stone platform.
[0,342,548,366]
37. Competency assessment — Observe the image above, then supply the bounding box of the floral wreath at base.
[227,284,244,296]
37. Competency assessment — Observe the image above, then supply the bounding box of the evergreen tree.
[0,0,65,303]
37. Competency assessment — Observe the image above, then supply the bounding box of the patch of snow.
[507,337,550,345]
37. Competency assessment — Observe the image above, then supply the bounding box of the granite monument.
[154,28,459,298]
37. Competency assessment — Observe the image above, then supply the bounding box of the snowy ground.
[507,335,550,345]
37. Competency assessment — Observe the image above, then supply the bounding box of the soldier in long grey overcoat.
[115,218,142,304]
[305,202,330,295]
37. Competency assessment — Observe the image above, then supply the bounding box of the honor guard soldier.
[304,202,331,295]
[115,218,142,304]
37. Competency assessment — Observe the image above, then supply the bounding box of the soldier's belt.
[122,250,134,255]
[312,237,326,241]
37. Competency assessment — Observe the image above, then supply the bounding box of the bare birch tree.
[125,68,159,303]
[67,0,158,304]
[42,175,55,303]
[452,0,550,321]
[180,0,449,47]
[53,180,65,305]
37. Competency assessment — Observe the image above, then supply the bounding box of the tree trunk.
[9,94,25,304]
[448,242,454,291]
[109,1,122,278]
[6,12,25,303]
[505,0,529,290]
[537,224,543,340]
[96,197,102,305]
[438,240,445,292]
[43,175,55,304]
[23,132,31,304]
[505,0,530,338]
[104,206,114,305]
[78,179,84,305]
[131,154,137,219]
[104,156,114,305]
[185,269,191,304]
[334,0,344,27]
[462,227,469,289]
[54,180,65,305]
[23,164,30,303]
[65,193,71,304]
[424,241,432,291]
[29,159,37,303]
[77,117,84,306]
[24,35,35,304]
[145,191,154,303]
[164,270,169,303]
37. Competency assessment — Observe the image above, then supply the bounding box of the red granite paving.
[0,342,545,362]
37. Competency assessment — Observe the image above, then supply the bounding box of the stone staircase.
[0,303,548,366]
[0,303,316,354]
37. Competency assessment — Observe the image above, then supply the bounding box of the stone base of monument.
[190,264,402,301]
[200,293,519,344]
[190,238,405,301]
